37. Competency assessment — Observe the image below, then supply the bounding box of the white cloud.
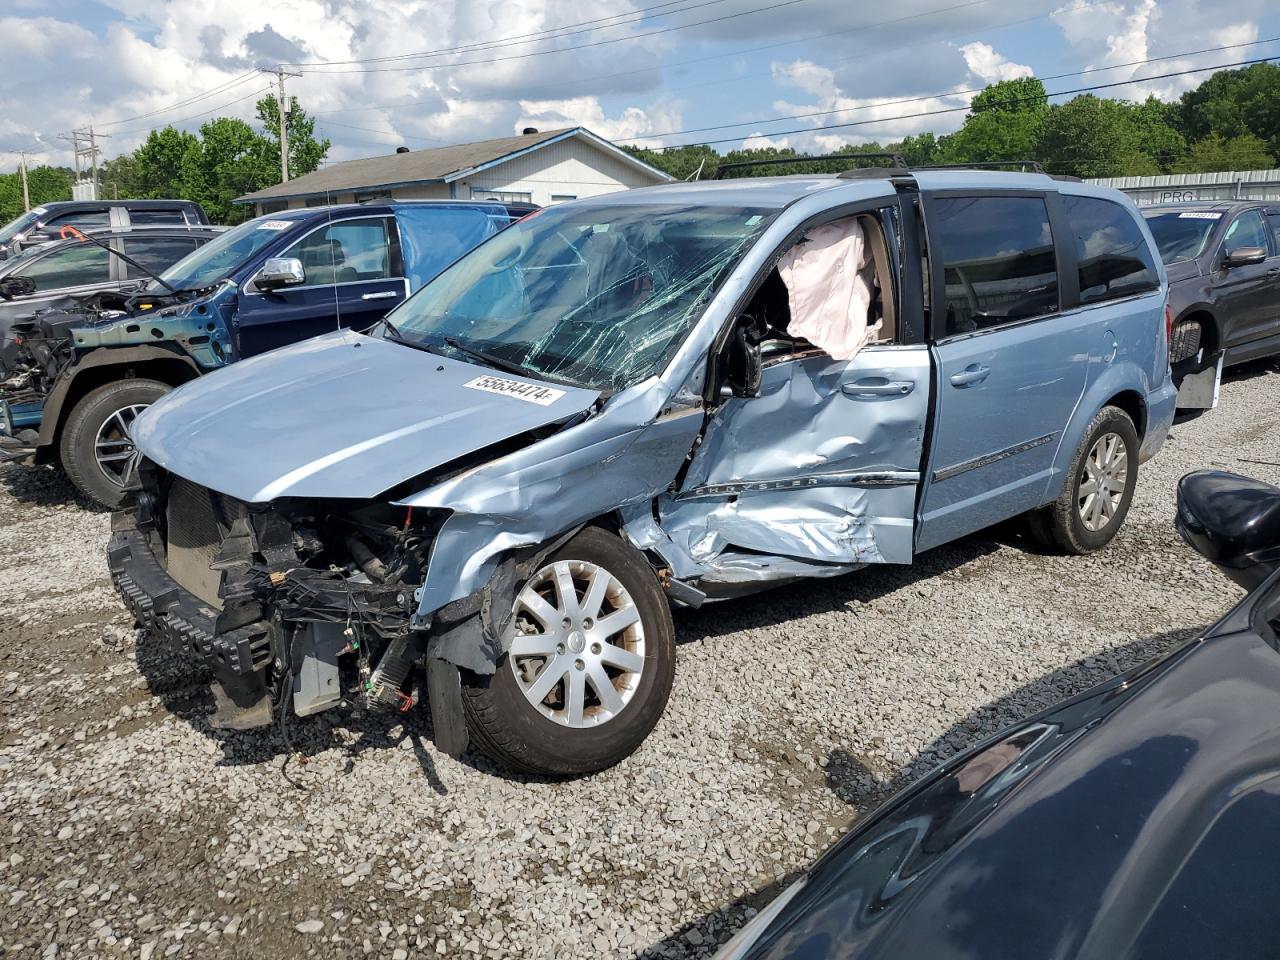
[517,96,683,148]
[958,42,1034,83]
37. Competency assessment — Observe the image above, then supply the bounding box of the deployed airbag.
[779,216,880,360]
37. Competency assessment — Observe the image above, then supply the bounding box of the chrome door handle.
[361,291,398,301]
[842,379,915,398]
[949,365,991,387]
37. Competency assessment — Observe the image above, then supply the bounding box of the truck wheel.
[60,379,170,509]
[1027,406,1139,555]
[461,526,675,777]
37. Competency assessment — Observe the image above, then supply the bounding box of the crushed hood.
[132,330,600,502]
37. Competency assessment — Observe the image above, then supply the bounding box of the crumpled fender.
[398,377,705,626]
[37,344,201,448]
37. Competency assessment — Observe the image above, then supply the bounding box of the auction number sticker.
[1178,212,1222,219]
[257,220,292,230]
[464,374,565,406]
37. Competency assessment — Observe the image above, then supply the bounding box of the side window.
[1268,213,1280,254]
[933,195,1058,336]
[1062,195,1160,304]
[121,236,201,278]
[128,208,187,226]
[1222,211,1269,259]
[281,218,391,285]
[45,209,110,230]
[13,244,111,290]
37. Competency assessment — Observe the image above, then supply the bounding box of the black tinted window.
[122,236,201,277]
[1222,211,1270,257]
[129,208,187,226]
[1269,214,1280,252]
[1063,196,1160,304]
[934,196,1058,335]
[13,243,111,290]
[45,209,110,229]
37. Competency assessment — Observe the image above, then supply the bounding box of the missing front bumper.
[108,527,276,726]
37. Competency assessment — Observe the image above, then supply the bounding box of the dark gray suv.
[0,200,211,261]
[1142,201,1280,409]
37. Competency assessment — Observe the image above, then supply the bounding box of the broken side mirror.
[0,275,37,300]
[722,313,767,399]
[256,257,306,292]
[1223,246,1267,269]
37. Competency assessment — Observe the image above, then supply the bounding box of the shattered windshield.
[383,203,777,392]
[154,216,292,291]
[1142,211,1220,264]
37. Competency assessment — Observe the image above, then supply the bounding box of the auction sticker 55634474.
[464,374,566,406]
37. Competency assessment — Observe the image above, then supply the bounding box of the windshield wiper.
[442,336,536,379]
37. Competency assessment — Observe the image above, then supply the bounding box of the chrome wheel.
[1078,432,1128,532]
[93,403,147,488]
[507,559,646,728]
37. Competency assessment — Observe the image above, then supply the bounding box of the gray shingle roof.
[237,127,628,203]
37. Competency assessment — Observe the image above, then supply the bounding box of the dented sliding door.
[666,345,930,570]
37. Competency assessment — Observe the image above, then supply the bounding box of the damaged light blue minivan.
[108,169,1176,776]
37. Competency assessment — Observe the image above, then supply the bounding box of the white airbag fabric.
[778,217,880,361]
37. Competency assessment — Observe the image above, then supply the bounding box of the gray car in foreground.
[108,169,1175,777]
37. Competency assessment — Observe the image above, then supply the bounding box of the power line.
[110,85,274,136]
[645,53,1280,150]
[288,0,736,68]
[298,0,816,74]
[625,34,1280,143]
[305,0,1002,116]
[95,71,262,128]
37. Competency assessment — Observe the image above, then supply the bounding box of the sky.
[1,0,1279,171]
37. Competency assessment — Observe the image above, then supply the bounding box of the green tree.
[129,127,201,199]
[895,132,939,166]
[255,94,330,180]
[1036,95,1161,177]
[179,117,277,223]
[934,77,1049,164]
[1129,96,1186,171]
[0,165,73,224]
[1179,62,1280,156]
[622,143,721,180]
[1172,133,1275,173]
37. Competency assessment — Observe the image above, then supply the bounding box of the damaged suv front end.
[109,188,812,776]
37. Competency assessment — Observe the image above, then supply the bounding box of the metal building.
[1087,169,1280,205]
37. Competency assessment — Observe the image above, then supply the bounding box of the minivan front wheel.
[461,527,675,776]
[1028,405,1139,554]
[60,379,171,509]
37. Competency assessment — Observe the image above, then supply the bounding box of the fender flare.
[36,345,201,449]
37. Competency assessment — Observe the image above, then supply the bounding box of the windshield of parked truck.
[154,216,293,291]
[383,203,776,392]
[0,210,41,244]
[1142,211,1220,264]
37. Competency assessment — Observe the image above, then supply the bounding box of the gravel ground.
[2,361,1279,960]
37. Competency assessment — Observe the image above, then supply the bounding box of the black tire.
[1026,405,1139,555]
[60,378,171,509]
[461,526,676,777]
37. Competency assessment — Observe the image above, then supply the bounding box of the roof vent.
[522,127,539,135]
[396,146,410,154]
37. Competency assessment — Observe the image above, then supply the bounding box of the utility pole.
[19,153,30,212]
[58,127,111,199]
[261,65,302,182]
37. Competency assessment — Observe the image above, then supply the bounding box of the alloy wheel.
[1078,432,1128,532]
[507,559,646,728]
[93,403,148,488]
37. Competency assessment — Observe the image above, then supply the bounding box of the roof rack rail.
[715,152,909,179]
[916,160,1046,174]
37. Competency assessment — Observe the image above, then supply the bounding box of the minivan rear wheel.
[461,527,675,777]
[60,379,170,509]
[1027,405,1139,555]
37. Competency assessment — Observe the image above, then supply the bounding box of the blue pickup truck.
[0,199,532,506]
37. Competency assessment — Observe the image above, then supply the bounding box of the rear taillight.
[1165,303,1173,345]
